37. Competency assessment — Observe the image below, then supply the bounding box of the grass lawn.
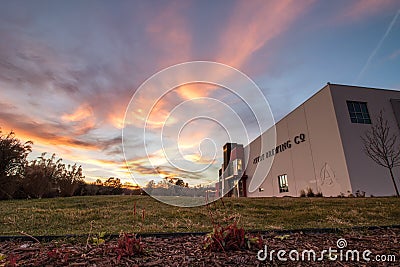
[0,196,399,236]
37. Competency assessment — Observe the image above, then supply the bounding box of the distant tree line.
[144,178,215,197]
[0,129,141,200]
[78,177,142,197]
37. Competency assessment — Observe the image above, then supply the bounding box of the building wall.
[239,83,400,197]
[245,85,352,197]
[243,126,276,196]
[330,84,400,196]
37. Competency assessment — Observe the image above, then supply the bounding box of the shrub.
[300,188,323,197]
[306,187,315,197]
[204,221,262,252]
[23,154,84,198]
[299,189,306,197]
[355,190,365,197]
[0,130,32,199]
[115,233,145,262]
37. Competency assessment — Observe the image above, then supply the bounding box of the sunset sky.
[1,0,400,186]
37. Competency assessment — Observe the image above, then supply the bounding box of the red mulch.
[0,228,399,266]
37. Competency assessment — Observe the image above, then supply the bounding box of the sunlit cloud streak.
[216,0,315,69]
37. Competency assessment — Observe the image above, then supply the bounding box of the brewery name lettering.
[253,133,306,164]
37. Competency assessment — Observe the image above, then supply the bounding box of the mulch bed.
[0,227,399,266]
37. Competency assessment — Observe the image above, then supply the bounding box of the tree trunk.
[388,167,400,197]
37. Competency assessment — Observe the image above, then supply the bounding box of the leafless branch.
[361,110,400,196]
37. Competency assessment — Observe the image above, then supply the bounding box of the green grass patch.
[0,196,399,236]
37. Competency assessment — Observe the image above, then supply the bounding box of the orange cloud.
[108,115,125,129]
[60,104,97,135]
[0,110,118,153]
[108,105,127,129]
[217,0,315,68]
[182,153,216,165]
[140,97,175,129]
[62,104,93,122]
[175,83,217,101]
[124,85,186,130]
[20,129,98,151]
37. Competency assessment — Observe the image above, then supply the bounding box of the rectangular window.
[346,101,371,124]
[232,159,243,176]
[278,174,289,193]
[233,159,238,175]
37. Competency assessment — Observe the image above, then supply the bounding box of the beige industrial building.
[217,83,400,197]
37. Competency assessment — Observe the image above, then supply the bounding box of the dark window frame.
[278,174,289,193]
[346,101,371,124]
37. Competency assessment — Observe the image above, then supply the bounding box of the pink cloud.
[145,2,192,69]
[216,0,315,69]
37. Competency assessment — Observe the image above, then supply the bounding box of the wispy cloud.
[216,0,315,69]
[338,0,399,22]
[355,9,400,83]
[145,1,192,69]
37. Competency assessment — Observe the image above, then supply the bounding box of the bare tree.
[361,111,400,196]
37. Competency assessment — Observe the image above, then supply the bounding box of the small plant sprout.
[274,234,290,240]
[91,232,106,245]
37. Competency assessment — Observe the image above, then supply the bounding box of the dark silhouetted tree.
[58,163,84,197]
[23,153,84,198]
[0,129,32,199]
[23,153,62,198]
[175,179,186,187]
[104,177,121,188]
[144,179,156,194]
[361,111,400,197]
[103,177,122,194]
